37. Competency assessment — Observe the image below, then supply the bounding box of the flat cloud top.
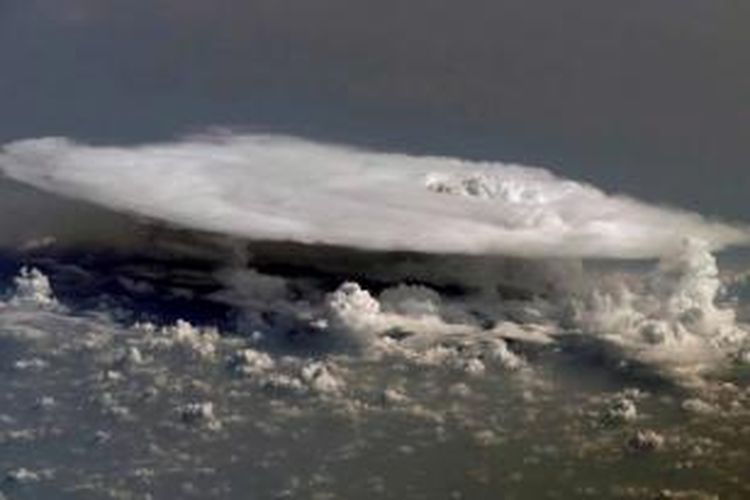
[1,134,747,259]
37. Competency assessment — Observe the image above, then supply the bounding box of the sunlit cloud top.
[1,133,747,258]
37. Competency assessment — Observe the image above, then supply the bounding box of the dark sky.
[1,0,748,220]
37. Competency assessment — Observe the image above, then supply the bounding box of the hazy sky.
[1,0,748,219]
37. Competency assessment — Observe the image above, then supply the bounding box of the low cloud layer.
[1,133,747,259]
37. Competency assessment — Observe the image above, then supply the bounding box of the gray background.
[1,0,748,220]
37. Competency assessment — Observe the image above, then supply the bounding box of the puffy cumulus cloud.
[8,267,58,309]
[568,238,749,379]
[322,281,529,372]
[314,242,750,379]
[1,134,748,259]
[207,264,541,369]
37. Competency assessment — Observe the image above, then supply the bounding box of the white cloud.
[568,238,747,380]
[1,133,747,259]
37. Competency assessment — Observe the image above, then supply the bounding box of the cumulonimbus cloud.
[0,133,747,259]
